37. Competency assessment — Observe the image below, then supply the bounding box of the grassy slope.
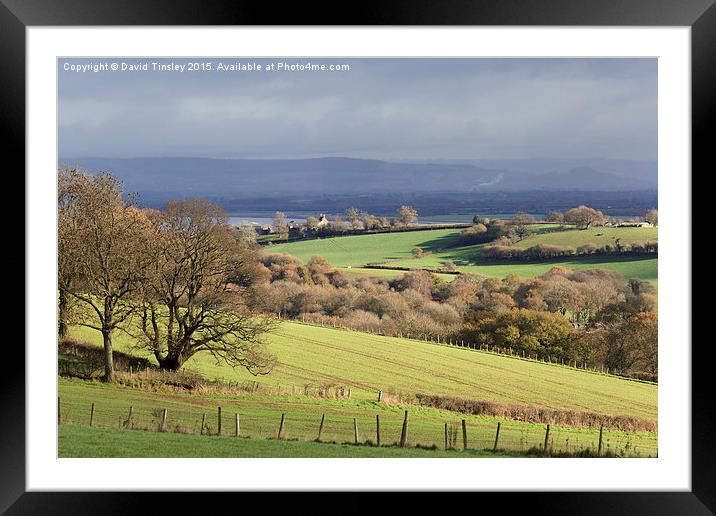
[512,227,658,248]
[58,379,657,456]
[269,227,657,286]
[69,321,657,421]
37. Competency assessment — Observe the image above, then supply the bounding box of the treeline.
[252,254,658,380]
[481,241,658,261]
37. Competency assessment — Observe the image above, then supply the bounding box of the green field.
[58,425,540,458]
[512,227,658,249]
[269,226,657,286]
[68,321,657,421]
[397,253,658,287]
[58,378,657,457]
[268,229,462,267]
[336,266,458,282]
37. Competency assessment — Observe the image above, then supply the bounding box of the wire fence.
[58,395,656,457]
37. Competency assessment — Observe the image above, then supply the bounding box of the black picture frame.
[5,0,709,513]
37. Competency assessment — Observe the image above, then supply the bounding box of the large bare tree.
[138,199,276,373]
[57,168,152,382]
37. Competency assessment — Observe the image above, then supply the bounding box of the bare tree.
[57,167,83,338]
[57,169,152,382]
[272,211,288,239]
[138,199,276,373]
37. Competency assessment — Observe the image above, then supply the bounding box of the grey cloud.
[58,58,656,160]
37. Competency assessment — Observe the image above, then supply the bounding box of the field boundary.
[57,396,653,457]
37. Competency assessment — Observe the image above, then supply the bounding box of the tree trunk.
[158,353,184,371]
[102,329,115,382]
[58,290,68,339]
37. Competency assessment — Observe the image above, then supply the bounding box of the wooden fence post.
[543,424,551,452]
[217,406,222,436]
[377,390,382,402]
[493,422,501,451]
[348,388,352,399]
[235,413,240,437]
[399,410,409,447]
[200,413,206,435]
[376,415,381,447]
[317,414,325,441]
[160,408,168,432]
[462,419,468,450]
[444,423,448,450]
[57,397,61,425]
[126,406,133,428]
[278,413,285,439]
[354,418,359,444]
[597,425,604,456]
[89,403,95,427]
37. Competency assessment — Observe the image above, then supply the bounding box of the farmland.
[58,377,658,457]
[59,425,524,458]
[268,225,658,285]
[268,228,462,267]
[67,320,657,420]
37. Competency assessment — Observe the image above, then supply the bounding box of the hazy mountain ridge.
[60,157,656,201]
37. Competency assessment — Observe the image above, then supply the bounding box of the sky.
[58,58,657,161]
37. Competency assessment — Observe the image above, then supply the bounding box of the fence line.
[57,398,654,457]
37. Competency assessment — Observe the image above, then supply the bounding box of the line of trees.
[481,240,658,261]
[58,167,275,382]
[252,252,658,379]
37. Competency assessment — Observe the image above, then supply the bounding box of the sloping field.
[58,379,657,457]
[512,226,657,248]
[396,253,658,286]
[269,226,657,285]
[68,321,657,421]
[268,228,461,267]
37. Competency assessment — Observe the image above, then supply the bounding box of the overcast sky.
[58,58,657,161]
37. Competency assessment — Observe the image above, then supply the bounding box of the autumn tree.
[564,205,605,229]
[644,209,658,226]
[511,212,534,240]
[396,205,418,226]
[57,168,153,382]
[306,216,320,231]
[137,199,276,373]
[545,211,564,223]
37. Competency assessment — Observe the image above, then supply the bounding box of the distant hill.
[59,157,656,202]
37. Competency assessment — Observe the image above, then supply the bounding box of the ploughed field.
[268,225,658,286]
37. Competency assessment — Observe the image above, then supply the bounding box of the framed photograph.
[8,0,710,512]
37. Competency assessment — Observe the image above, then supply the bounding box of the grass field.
[58,378,657,457]
[58,425,533,458]
[336,266,458,282]
[68,321,657,421]
[268,228,462,267]
[512,227,658,249]
[269,226,657,286]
